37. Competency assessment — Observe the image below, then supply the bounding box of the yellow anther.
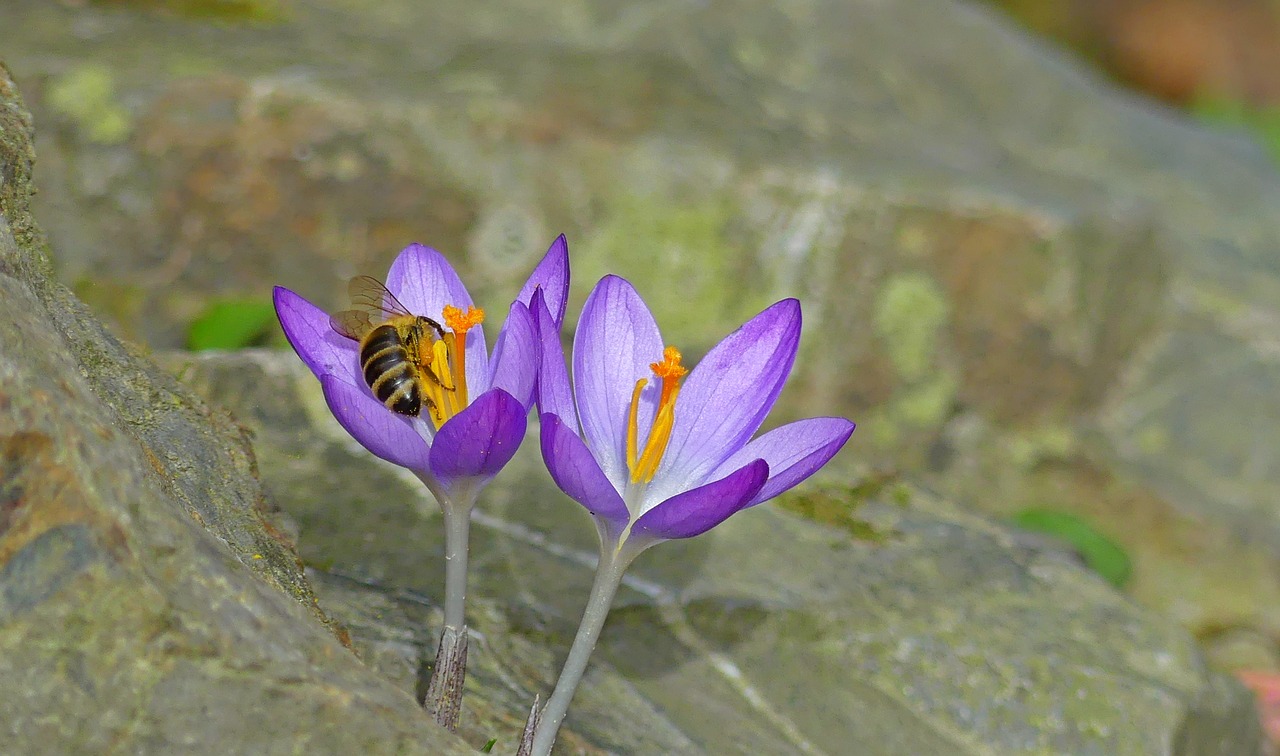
[626,345,687,484]
[626,379,646,477]
[432,303,483,420]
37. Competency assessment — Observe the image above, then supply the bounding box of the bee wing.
[329,309,376,340]
[348,276,414,318]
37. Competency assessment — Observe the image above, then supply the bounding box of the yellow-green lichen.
[91,0,284,23]
[586,192,763,339]
[1135,424,1170,456]
[865,409,900,447]
[873,273,948,382]
[47,64,132,145]
[1185,281,1252,324]
[1008,424,1077,469]
[895,373,956,428]
[894,224,931,259]
[774,477,897,543]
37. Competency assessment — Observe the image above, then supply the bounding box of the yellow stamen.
[626,346,687,484]
[443,305,483,410]
[436,339,459,413]
[419,304,486,430]
[626,379,646,474]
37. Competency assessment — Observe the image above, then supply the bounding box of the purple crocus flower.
[526,272,854,754]
[273,237,568,501]
[273,237,569,732]
[533,273,854,552]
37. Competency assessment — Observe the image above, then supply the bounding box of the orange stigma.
[626,346,687,484]
[443,304,485,334]
[423,304,485,428]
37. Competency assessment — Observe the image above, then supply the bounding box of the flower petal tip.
[519,235,572,326]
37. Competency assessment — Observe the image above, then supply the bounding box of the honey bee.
[329,276,451,418]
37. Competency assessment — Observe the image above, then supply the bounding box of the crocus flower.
[534,273,854,554]
[273,237,568,502]
[526,273,854,754]
[273,236,569,731]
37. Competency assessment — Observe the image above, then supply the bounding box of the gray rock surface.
[178,348,1265,755]
[2,0,1278,660]
[0,64,472,756]
[1,0,1277,750]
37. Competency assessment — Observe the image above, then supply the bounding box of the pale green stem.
[440,503,471,630]
[416,473,477,632]
[416,473,478,731]
[530,545,632,756]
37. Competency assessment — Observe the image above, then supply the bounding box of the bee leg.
[423,395,445,428]
[421,361,456,392]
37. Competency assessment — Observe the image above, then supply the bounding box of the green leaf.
[187,298,277,351]
[1010,509,1132,588]
[480,738,497,753]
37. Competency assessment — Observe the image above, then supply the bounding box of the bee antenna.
[423,315,445,338]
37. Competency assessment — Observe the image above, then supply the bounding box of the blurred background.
[989,0,1280,110]
[2,0,1279,742]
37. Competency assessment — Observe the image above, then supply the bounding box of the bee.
[329,276,451,418]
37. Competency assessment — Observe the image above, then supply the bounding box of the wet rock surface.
[0,65,472,755]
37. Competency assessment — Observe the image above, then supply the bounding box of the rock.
[3,0,1279,748]
[0,64,471,755]
[2,0,1278,652]
[176,348,1265,754]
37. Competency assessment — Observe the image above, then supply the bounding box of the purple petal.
[385,244,489,391]
[428,388,527,483]
[516,234,571,327]
[320,376,431,471]
[273,287,363,388]
[488,302,539,409]
[530,288,576,423]
[631,459,769,541]
[385,243,474,318]
[539,413,630,537]
[658,299,801,490]
[710,417,855,507]
[574,275,664,491]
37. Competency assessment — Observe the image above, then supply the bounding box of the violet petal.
[573,275,663,491]
[320,375,431,471]
[516,234,571,327]
[531,288,576,423]
[428,388,527,483]
[385,243,489,391]
[488,302,539,409]
[631,459,769,541]
[658,299,801,492]
[710,417,855,507]
[273,286,363,388]
[539,413,630,533]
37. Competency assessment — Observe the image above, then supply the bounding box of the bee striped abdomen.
[360,324,422,416]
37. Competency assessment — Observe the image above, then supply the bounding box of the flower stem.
[441,503,471,631]
[416,474,477,732]
[530,546,630,756]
